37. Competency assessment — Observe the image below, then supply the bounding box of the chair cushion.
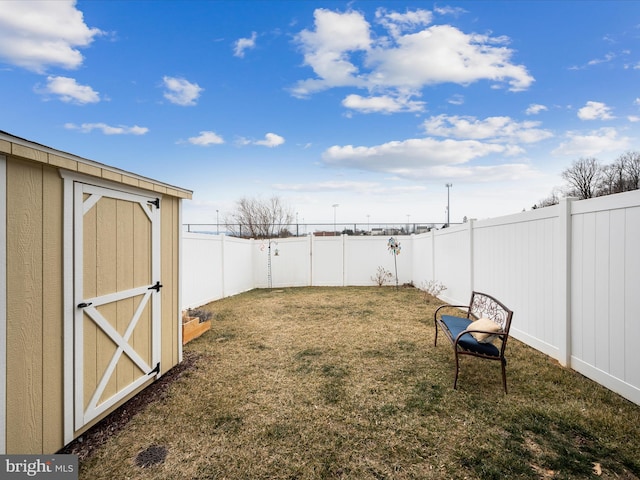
[440,315,500,357]
[468,317,501,343]
[441,315,472,337]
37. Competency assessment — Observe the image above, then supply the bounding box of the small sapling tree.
[419,280,447,303]
[371,266,393,286]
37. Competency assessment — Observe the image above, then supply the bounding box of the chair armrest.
[434,304,469,322]
[434,304,468,316]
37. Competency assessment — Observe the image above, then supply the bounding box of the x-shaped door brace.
[79,285,154,418]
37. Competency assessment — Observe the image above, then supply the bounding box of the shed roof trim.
[0,130,192,200]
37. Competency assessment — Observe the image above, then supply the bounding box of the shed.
[0,131,192,454]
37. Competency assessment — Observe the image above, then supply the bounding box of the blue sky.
[1,1,639,226]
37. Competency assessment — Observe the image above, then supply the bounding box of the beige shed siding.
[161,196,181,372]
[3,142,189,453]
[6,158,43,454]
[6,159,64,453]
[42,164,64,453]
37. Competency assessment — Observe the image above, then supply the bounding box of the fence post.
[220,234,226,299]
[310,233,316,286]
[307,234,312,287]
[342,234,347,287]
[468,219,475,294]
[431,228,436,282]
[558,197,575,367]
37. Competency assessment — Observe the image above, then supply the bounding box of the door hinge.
[148,281,163,292]
[148,362,160,376]
[147,198,160,209]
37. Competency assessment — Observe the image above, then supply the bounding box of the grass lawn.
[79,287,640,479]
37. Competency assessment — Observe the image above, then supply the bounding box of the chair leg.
[453,350,460,389]
[501,358,507,394]
[434,324,438,347]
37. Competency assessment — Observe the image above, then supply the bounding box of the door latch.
[148,362,160,376]
[77,302,93,308]
[148,281,163,292]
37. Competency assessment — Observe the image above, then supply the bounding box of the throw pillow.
[468,317,501,343]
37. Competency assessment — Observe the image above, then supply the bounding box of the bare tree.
[532,187,562,209]
[619,151,640,191]
[596,151,640,196]
[598,162,624,196]
[225,196,294,238]
[533,152,640,211]
[561,157,602,199]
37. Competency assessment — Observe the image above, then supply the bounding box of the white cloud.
[274,180,381,193]
[448,94,464,105]
[292,8,533,100]
[0,0,102,73]
[570,50,630,70]
[375,8,433,39]
[188,131,224,146]
[422,115,553,143]
[234,31,257,58]
[577,101,614,120]
[321,138,538,182]
[367,25,533,91]
[323,137,512,177]
[342,93,425,113]
[162,76,203,106]
[525,104,548,115]
[628,115,640,122]
[37,76,100,104]
[552,127,630,156]
[238,133,285,147]
[64,122,148,135]
[433,6,467,17]
[587,52,616,66]
[292,8,372,97]
[319,111,549,182]
[273,180,428,196]
[255,133,285,147]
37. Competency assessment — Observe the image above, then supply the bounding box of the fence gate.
[73,183,161,430]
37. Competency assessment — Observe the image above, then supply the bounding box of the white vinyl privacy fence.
[182,189,640,405]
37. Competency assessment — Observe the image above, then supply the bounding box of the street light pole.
[332,204,339,234]
[445,183,452,226]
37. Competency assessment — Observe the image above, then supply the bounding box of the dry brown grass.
[79,287,640,479]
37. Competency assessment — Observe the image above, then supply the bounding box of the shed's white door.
[74,183,161,429]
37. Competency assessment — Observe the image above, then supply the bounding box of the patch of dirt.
[134,445,168,468]
[58,351,200,461]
